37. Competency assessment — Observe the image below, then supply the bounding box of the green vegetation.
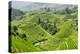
[9,4,78,53]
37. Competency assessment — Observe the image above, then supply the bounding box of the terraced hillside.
[9,3,78,53]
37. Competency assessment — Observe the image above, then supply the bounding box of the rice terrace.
[9,1,78,53]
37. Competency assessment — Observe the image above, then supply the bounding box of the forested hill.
[9,8,24,20]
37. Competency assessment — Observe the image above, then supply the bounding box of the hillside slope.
[9,5,78,53]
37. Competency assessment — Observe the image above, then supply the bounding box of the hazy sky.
[12,1,32,9]
[11,1,76,12]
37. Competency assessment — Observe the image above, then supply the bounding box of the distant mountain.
[12,1,77,12]
[9,8,24,20]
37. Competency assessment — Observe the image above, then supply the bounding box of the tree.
[44,8,51,12]
[46,8,51,12]
[13,26,18,32]
[22,34,26,38]
[37,18,41,24]
[65,7,72,14]
[21,33,27,40]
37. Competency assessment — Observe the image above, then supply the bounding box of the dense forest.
[9,2,78,53]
